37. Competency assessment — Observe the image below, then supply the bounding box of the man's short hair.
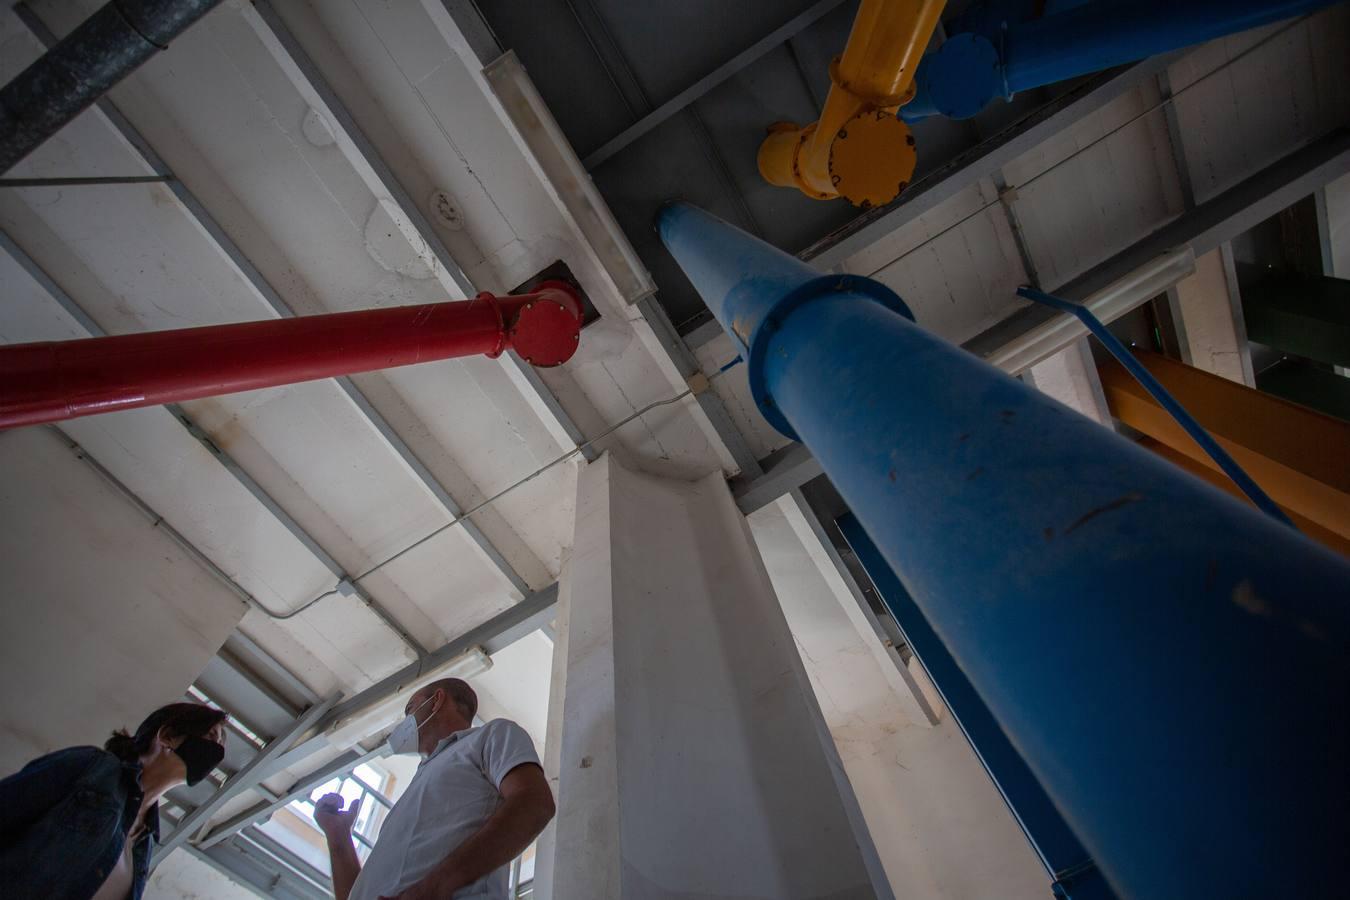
[425,677,478,721]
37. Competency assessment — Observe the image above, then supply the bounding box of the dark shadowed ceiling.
[475,0,1095,330]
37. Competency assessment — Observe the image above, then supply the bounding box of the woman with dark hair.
[0,702,228,899]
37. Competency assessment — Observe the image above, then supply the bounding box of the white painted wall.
[1321,172,1350,277]
[1169,248,1255,385]
[545,453,887,899]
[0,427,246,775]
[470,630,554,753]
[750,498,1049,900]
[1024,339,1113,427]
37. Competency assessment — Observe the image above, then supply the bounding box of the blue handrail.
[1016,285,1294,527]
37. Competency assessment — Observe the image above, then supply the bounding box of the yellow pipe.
[758,0,946,206]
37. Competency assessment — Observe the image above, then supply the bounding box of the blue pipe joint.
[656,201,913,441]
[904,32,1005,122]
[745,275,914,440]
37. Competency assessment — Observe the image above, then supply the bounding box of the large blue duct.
[656,200,1350,899]
[903,0,1339,121]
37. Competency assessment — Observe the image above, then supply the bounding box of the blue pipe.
[1017,285,1293,526]
[903,0,1338,121]
[657,200,1350,899]
[839,512,1116,900]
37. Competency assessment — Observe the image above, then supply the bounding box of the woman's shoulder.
[12,745,120,782]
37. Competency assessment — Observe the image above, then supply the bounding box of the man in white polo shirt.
[314,678,555,900]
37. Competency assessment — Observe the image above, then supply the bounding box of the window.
[258,762,397,872]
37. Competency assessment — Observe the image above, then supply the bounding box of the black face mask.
[173,735,225,786]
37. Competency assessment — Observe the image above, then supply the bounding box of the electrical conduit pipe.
[757,0,945,206]
[0,0,225,174]
[656,199,1350,899]
[0,282,583,429]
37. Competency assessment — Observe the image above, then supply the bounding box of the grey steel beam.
[198,582,560,848]
[785,491,939,726]
[452,7,761,475]
[682,317,725,350]
[963,129,1350,361]
[1,229,428,657]
[0,175,173,187]
[636,295,763,477]
[437,0,503,65]
[1315,187,1336,276]
[801,56,1179,273]
[309,583,559,741]
[221,630,322,710]
[186,838,330,900]
[195,652,302,741]
[15,2,535,602]
[1218,241,1258,386]
[990,172,1041,288]
[1156,70,1197,208]
[198,744,388,850]
[581,0,849,170]
[731,441,820,515]
[248,0,595,473]
[153,695,340,865]
[235,825,334,893]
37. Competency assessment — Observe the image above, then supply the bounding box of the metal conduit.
[0,0,224,174]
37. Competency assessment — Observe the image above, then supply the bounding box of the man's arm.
[384,763,554,900]
[314,793,363,900]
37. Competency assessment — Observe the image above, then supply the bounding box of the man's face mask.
[388,693,437,756]
[173,735,225,786]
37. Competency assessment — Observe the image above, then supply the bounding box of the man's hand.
[313,793,362,841]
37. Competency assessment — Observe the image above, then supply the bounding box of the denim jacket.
[0,746,160,900]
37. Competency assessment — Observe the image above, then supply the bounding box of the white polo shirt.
[349,719,541,900]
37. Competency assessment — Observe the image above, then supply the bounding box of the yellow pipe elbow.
[757,0,945,207]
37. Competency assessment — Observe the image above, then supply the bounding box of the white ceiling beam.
[245,0,599,470]
[462,24,764,477]
[13,1,538,601]
[0,229,429,659]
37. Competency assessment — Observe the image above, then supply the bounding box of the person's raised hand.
[313,792,361,840]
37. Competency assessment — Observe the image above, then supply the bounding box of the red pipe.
[0,282,583,429]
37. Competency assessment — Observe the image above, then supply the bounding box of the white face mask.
[387,694,437,756]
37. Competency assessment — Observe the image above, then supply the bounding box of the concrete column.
[1317,171,1350,277]
[1022,338,1113,427]
[751,498,1049,900]
[544,453,887,900]
[1165,246,1256,385]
